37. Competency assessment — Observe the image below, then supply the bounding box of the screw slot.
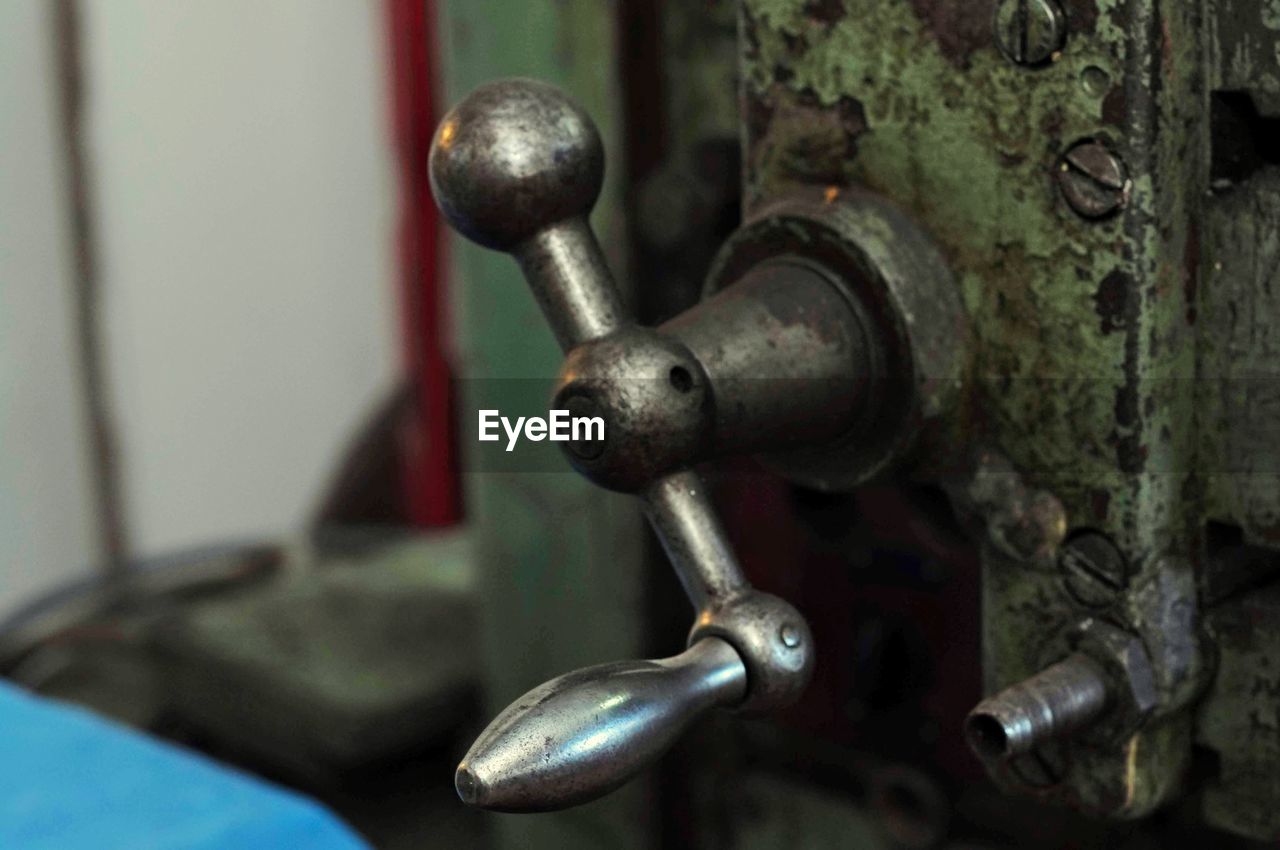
[994,0,1067,66]
[1058,529,1127,607]
[1057,140,1129,220]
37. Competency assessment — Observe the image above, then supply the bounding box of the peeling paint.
[741,0,1204,820]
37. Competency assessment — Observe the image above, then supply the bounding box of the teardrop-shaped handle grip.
[455,637,747,812]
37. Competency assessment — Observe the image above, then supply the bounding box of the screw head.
[1057,141,1129,219]
[994,0,1067,66]
[1058,530,1128,607]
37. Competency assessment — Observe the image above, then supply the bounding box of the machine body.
[432,0,1280,842]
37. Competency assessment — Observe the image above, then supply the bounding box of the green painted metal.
[739,0,1225,824]
[1195,175,1280,838]
[436,0,1280,838]
[1200,171,1280,545]
[437,3,649,847]
[1194,8,1280,831]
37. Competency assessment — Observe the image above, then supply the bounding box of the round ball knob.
[429,78,605,251]
[552,329,712,493]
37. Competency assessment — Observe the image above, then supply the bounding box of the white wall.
[0,0,400,617]
[84,0,400,557]
[0,0,103,616]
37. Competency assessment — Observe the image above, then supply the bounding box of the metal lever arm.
[431,78,814,811]
[456,637,746,811]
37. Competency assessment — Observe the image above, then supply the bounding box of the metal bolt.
[780,624,802,648]
[1058,530,1128,607]
[1057,141,1129,219]
[994,0,1067,66]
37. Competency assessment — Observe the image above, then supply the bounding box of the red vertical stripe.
[386,0,461,526]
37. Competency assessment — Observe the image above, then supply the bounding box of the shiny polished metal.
[430,78,910,811]
[455,637,746,811]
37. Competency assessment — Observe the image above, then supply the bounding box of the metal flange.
[706,187,968,490]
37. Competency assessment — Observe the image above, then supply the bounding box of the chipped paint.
[741,0,1205,819]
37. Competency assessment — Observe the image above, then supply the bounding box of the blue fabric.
[0,682,370,850]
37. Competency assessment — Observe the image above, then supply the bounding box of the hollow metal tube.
[965,654,1109,760]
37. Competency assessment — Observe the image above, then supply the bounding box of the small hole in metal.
[669,366,693,393]
[965,714,1009,760]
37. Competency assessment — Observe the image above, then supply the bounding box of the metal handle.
[456,637,746,811]
[429,77,622,349]
[431,78,814,812]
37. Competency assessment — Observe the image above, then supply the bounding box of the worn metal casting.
[736,0,1277,834]
[432,0,1280,835]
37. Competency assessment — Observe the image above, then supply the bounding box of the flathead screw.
[1057,141,1129,219]
[1058,530,1128,607]
[994,0,1067,66]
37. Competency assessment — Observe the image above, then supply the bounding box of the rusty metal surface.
[1195,168,1280,837]
[1197,582,1280,838]
[435,0,1280,839]
[706,187,967,489]
[1207,0,1280,117]
[1200,170,1280,547]
[737,0,1276,833]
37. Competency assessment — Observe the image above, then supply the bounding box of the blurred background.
[2,1,470,846]
[2,0,425,609]
[1,1,1268,849]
